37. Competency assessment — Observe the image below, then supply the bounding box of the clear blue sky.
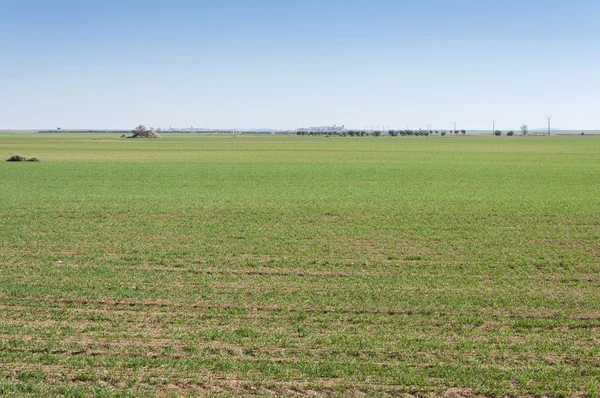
[1,0,599,130]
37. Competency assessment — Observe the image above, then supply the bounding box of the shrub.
[441,131,447,136]
[6,154,40,162]
[507,131,514,136]
[494,130,502,136]
[7,154,26,162]
[130,125,162,138]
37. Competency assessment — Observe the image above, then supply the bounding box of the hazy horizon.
[2,0,599,130]
[4,127,598,134]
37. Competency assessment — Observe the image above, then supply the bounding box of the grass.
[0,133,599,396]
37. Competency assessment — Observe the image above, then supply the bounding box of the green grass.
[1,134,599,396]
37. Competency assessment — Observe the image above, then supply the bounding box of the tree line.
[296,125,531,137]
[296,129,467,137]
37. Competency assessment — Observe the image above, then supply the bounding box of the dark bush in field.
[6,154,40,162]
[507,131,514,136]
[494,130,502,136]
[6,154,26,162]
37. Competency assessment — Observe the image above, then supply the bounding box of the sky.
[1,0,599,130]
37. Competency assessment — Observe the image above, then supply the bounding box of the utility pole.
[492,120,496,136]
[547,116,552,136]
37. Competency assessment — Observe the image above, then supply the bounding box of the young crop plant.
[0,133,599,396]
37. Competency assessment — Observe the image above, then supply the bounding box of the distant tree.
[373,130,382,137]
[441,131,447,136]
[494,130,502,136]
[461,129,466,135]
[520,125,528,136]
[133,125,147,135]
[130,125,161,138]
[507,131,514,136]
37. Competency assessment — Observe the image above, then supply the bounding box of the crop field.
[0,134,599,397]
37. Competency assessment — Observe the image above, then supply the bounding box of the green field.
[1,134,599,397]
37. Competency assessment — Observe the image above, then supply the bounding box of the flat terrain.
[1,134,599,397]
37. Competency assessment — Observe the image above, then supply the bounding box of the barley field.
[1,134,599,397]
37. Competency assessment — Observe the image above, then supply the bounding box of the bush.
[507,131,514,136]
[494,130,502,136]
[441,131,447,136]
[130,125,162,138]
[6,154,40,162]
[7,154,26,162]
